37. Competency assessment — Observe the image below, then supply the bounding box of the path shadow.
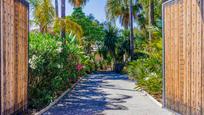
[43,72,133,115]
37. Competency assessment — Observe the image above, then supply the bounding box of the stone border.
[35,77,84,115]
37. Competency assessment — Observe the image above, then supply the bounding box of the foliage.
[138,0,162,22]
[105,0,142,28]
[69,7,105,54]
[99,23,131,72]
[28,32,94,109]
[103,23,119,58]
[53,18,84,43]
[68,0,89,8]
[29,0,55,33]
[127,38,162,95]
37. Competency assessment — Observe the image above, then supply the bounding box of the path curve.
[43,72,174,115]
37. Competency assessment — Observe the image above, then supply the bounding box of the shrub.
[28,32,94,109]
[127,39,162,99]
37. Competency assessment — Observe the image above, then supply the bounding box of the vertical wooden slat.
[186,0,192,114]
[192,0,198,114]
[196,1,202,114]
[182,0,187,114]
[201,0,204,114]
[170,1,173,110]
[0,0,1,113]
[163,0,204,114]
[164,3,170,109]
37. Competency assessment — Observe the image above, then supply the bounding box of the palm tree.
[29,0,55,33]
[138,0,155,41]
[129,0,134,60]
[106,0,141,59]
[106,0,130,28]
[61,0,66,39]
[54,18,84,43]
[148,0,154,41]
[68,0,89,8]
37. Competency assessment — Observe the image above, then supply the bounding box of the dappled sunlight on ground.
[43,72,174,115]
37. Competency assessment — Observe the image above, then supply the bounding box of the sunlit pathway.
[43,72,174,115]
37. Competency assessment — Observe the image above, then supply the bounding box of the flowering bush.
[28,32,94,109]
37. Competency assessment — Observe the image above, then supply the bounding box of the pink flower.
[76,64,83,71]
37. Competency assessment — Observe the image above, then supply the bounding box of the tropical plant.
[29,0,55,33]
[54,18,83,43]
[70,7,105,54]
[103,22,119,59]
[127,38,162,99]
[55,0,59,17]
[99,24,132,72]
[61,0,66,39]
[29,32,94,109]
[129,0,134,60]
[105,0,142,60]
[138,0,162,41]
[106,0,142,28]
[68,0,89,8]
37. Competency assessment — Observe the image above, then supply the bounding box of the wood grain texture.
[0,0,28,114]
[163,0,204,114]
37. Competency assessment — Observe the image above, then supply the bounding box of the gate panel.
[163,0,203,114]
[0,0,29,114]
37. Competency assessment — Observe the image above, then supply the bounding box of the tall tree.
[29,0,54,33]
[55,0,59,17]
[148,0,154,41]
[70,8,105,54]
[61,0,66,39]
[106,0,130,28]
[106,0,141,59]
[129,0,134,60]
[138,0,156,41]
[68,0,89,8]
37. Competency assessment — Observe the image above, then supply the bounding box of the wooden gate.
[163,0,204,114]
[0,0,29,114]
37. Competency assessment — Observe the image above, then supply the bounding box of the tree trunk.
[149,0,154,41]
[76,0,80,8]
[55,0,58,17]
[129,0,134,60]
[61,0,66,42]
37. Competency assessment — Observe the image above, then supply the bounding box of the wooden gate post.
[163,0,204,114]
[0,0,29,114]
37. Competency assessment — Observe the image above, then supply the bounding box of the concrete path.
[43,72,174,115]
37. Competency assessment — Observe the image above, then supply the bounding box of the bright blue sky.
[54,0,107,22]
[52,0,122,28]
[30,0,123,29]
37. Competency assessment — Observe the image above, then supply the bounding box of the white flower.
[57,64,63,69]
[29,55,38,69]
[144,77,150,81]
[56,47,63,53]
[150,72,157,77]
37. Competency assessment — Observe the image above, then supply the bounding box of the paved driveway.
[43,72,174,115]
